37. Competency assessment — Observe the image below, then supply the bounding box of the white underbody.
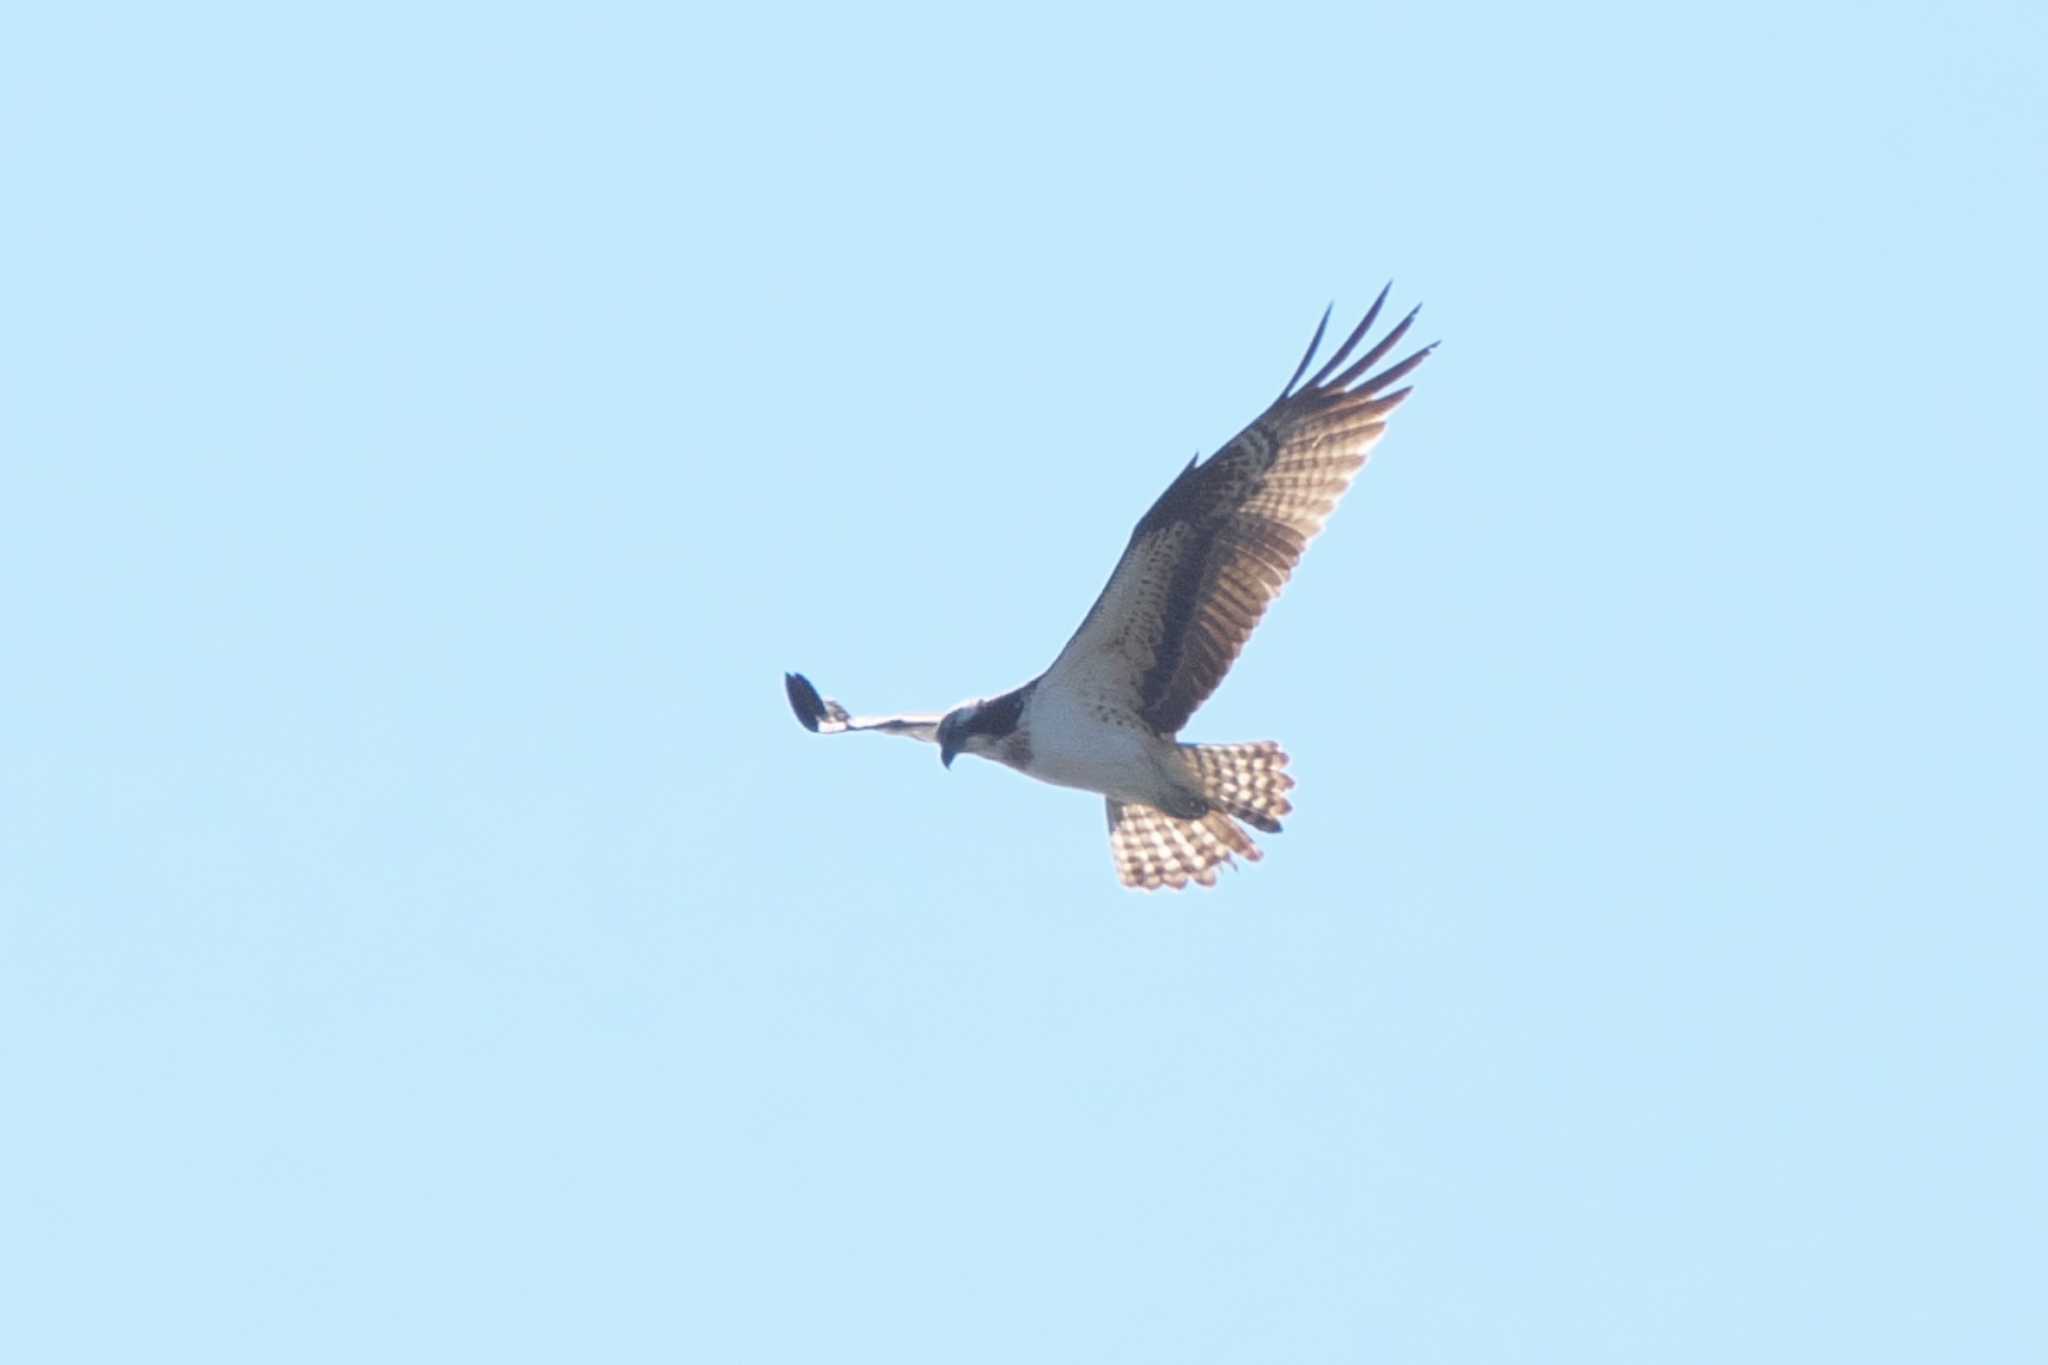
[1006,681,1197,811]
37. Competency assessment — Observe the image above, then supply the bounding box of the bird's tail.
[1184,740,1293,834]
[1103,743,1295,892]
[1105,800,1257,891]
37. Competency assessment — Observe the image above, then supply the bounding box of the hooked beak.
[940,737,960,769]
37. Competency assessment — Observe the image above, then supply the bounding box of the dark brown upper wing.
[1042,287,1433,734]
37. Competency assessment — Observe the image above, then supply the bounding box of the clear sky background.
[4,3,2043,1361]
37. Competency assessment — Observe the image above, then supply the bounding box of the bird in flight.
[786,287,1433,889]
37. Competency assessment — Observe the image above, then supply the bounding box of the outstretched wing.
[1045,286,1433,734]
[783,672,942,743]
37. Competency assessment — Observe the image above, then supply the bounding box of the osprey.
[786,287,1433,890]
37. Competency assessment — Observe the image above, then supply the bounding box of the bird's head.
[937,702,991,769]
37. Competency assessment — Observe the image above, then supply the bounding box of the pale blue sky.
[3,2,2043,1361]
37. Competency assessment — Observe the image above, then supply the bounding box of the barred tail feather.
[1184,741,1294,834]
[1104,744,1293,891]
[1106,800,1263,892]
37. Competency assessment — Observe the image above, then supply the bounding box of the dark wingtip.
[1278,303,1335,400]
[785,671,826,732]
[1303,283,1397,394]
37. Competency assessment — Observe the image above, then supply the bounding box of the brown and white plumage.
[787,288,1432,891]
[1107,741,1295,890]
[1044,285,1430,733]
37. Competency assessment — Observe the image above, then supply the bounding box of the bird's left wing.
[1044,287,1433,734]
[783,672,942,743]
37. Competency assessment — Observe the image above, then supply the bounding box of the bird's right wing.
[783,672,942,744]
